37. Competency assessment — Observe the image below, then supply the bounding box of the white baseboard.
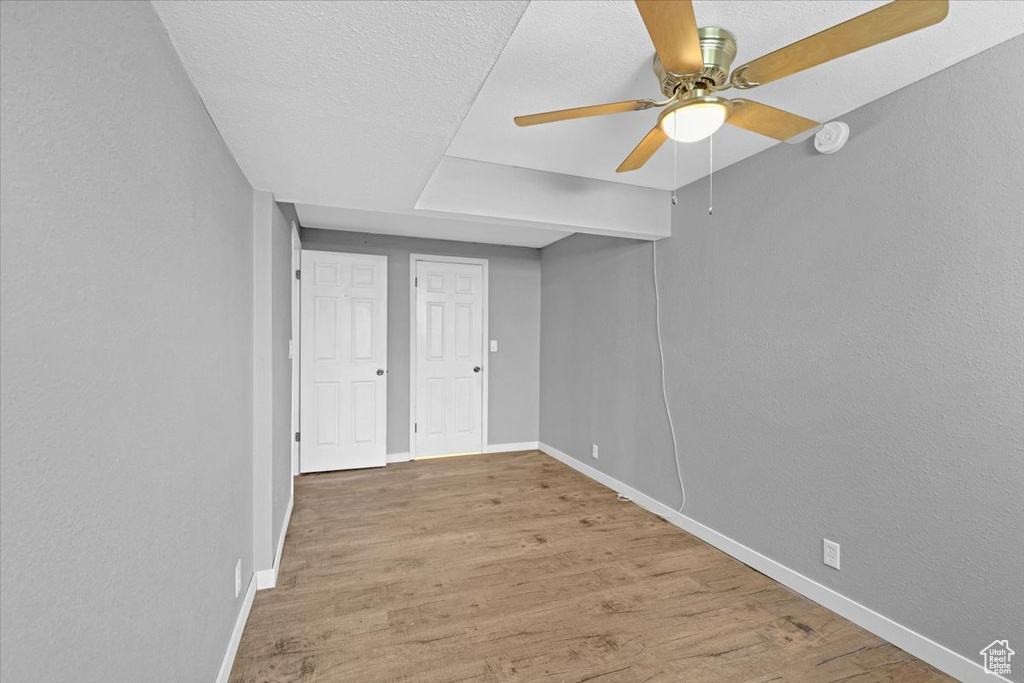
[537,442,1004,683]
[386,452,411,463]
[216,572,255,683]
[484,441,539,454]
[256,493,293,590]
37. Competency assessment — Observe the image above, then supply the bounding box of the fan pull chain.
[671,115,678,205]
[708,134,714,216]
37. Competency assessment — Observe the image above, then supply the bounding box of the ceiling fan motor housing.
[654,27,738,96]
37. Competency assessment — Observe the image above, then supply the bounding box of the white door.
[300,250,387,472]
[414,259,485,457]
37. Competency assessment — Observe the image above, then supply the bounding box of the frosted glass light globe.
[660,101,728,143]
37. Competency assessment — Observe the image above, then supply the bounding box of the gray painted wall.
[253,191,274,570]
[271,202,296,551]
[540,36,1024,677]
[301,229,541,453]
[252,193,295,570]
[1,2,255,682]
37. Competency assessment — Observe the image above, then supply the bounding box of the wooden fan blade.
[635,0,704,75]
[616,126,668,173]
[514,99,658,127]
[731,0,948,89]
[727,100,819,141]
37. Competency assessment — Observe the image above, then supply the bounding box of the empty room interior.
[2,1,1023,682]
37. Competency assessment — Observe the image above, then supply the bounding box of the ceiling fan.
[514,0,948,173]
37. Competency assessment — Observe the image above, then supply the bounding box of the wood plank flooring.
[230,450,951,683]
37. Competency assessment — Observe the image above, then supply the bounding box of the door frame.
[408,254,489,461]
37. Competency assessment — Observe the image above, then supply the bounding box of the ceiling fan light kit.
[514,0,948,174]
[658,93,730,143]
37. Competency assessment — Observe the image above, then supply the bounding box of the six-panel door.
[415,260,484,457]
[300,251,387,472]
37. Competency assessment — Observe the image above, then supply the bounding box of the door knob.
[473,366,481,373]
[376,369,385,376]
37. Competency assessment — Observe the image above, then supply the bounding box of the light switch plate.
[490,340,498,352]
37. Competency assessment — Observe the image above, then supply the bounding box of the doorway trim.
[408,254,489,461]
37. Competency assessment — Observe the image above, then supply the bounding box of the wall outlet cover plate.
[823,539,840,570]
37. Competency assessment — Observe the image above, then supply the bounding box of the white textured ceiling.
[153,1,1024,245]
[294,204,569,249]
[152,0,528,210]
[449,0,1024,191]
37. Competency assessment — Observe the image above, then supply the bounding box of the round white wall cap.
[814,122,849,155]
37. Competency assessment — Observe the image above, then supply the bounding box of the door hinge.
[294,431,300,442]
[414,423,417,433]
[414,276,418,287]
[295,269,300,280]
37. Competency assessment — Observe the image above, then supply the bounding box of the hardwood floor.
[231,450,950,683]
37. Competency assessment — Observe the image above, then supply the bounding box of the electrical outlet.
[592,444,599,460]
[823,539,840,570]
[234,559,242,597]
